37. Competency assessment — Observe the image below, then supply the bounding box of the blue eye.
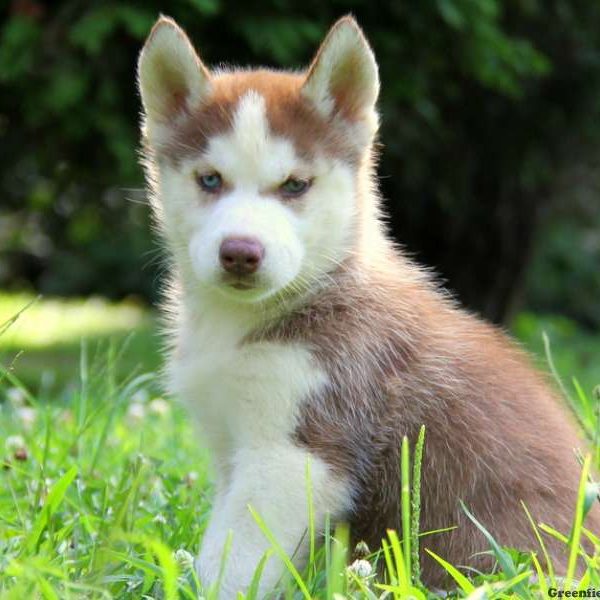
[197,172,222,193]
[280,177,311,198]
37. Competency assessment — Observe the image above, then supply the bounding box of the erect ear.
[137,16,210,132]
[302,16,379,122]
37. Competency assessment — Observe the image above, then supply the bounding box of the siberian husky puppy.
[137,15,599,596]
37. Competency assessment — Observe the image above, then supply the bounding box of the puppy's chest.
[172,323,327,443]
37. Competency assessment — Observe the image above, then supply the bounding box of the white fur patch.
[197,445,351,597]
[171,311,352,595]
[172,324,327,460]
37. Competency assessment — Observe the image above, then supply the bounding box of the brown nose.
[219,237,264,276]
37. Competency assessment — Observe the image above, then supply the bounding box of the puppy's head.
[138,16,379,304]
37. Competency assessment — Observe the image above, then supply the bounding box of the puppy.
[137,15,599,596]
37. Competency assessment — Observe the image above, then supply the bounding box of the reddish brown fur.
[252,254,600,584]
[157,70,361,166]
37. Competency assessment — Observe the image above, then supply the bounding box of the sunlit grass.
[0,294,148,348]
[0,293,160,391]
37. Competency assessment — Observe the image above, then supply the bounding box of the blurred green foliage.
[524,166,600,327]
[513,311,600,395]
[1,1,599,325]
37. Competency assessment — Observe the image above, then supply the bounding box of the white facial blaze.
[206,91,299,188]
[184,92,302,301]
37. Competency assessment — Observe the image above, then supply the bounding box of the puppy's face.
[138,17,379,304]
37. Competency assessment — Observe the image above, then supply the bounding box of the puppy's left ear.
[302,16,379,123]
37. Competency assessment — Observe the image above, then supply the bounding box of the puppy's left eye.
[280,177,311,198]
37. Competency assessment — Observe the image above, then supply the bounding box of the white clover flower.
[149,398,170,416]
[184,471,199,487]
[354,540,370,558]
[5,435,26,452]
[174,548,195,570]
[348,558,372,578]
[153,513,167,525]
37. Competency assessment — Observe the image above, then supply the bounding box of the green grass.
[0,293,161,392]
[0,292,599,598]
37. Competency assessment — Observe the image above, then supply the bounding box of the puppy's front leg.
[196,445,352,598]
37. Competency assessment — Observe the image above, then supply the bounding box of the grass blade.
[411,425,425,582]
[305,456,316,569]
[460,501,531,598]
[425,548,474,593]
[521,500,556,586]
[148,539,179,600]
[530,552,548,597]
[248,504,311,600]
[327,522,349,600]
[26,465,78,553]
[566,454,592,587]
[400,435,411,580]
[246,549,274,600]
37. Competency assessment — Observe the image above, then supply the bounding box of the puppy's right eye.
[196,172,223,193]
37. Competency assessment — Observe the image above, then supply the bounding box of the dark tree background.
[1,0,600,326]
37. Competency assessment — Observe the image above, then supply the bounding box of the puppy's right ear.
[137,17,210,138]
